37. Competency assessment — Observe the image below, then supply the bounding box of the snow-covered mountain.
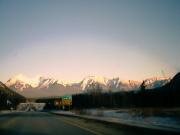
[6,74,81,98]
[5,74,171,98]
[80,76,141,92]
[144,77,170,89]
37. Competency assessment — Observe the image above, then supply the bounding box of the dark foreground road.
[0,112,95,135]
[0,112,177,135]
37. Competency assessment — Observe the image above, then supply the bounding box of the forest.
[72,72,180,109]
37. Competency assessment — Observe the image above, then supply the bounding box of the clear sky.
[0,0,180,82]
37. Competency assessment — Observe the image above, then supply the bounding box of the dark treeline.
[36,98,57,110]
[72,73,180,109]
[0,82,26,110]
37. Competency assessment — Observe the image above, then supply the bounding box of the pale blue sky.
[0,0,180,82]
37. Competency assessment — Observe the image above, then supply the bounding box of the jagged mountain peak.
[5,74,172,98]
[143,77,171,89]
[81,76,108,89]
[6,74,44,88]
[82,76,108,83]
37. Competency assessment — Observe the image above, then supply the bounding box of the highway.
[0,112,176,135]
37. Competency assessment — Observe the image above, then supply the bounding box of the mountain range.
[5,74,171,98]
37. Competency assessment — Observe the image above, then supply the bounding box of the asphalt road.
[0,112,97,135]
[0,112,176,135]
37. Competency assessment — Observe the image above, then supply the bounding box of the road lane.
[0,112,177,135]
[0,112,95,135]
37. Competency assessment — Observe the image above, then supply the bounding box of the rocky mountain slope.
[5,74,170,98]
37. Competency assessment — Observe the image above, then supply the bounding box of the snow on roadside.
[71,108,180,129]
